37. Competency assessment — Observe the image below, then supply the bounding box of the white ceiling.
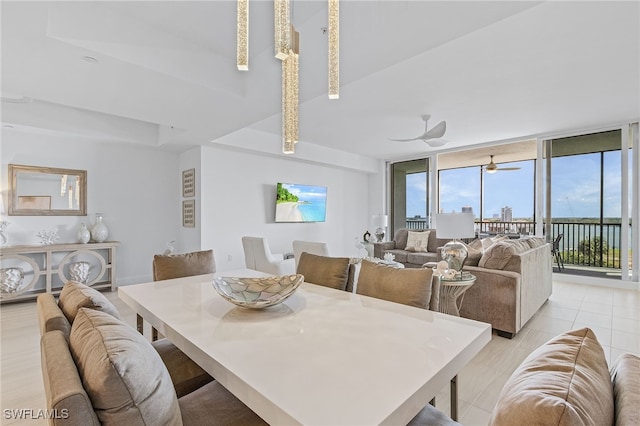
[2,1,639,161]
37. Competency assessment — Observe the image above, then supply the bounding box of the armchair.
[292,240,329,269]
[242,236,295,275]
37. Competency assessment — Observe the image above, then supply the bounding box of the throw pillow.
[296,252,350,291]
[356,261,433,309]
[58,281,120,323]
[489,328,614,426]
[70,308,182,425]
[462,241,483,267]
[478,242,516,270]
[610,353,640,426]
[153,249,215,281]
[405,231,430,252]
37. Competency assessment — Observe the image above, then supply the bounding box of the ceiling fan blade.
[496,167,521,171]
[424,121,446,139]
[388,136,423,142]
[425,139,448,147]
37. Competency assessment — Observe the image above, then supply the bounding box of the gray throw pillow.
[296,252,350,290]
[58,281,120,323]
[357,261,433,309]
[70,308,182,425]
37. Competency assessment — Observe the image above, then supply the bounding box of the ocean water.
[298,200,326,222]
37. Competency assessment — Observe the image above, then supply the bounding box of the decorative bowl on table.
[212,274,304,309]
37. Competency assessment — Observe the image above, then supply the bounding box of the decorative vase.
[91,213,109,243]
[69,261,91,284]
[77,223,90,244]
[0,267,25,294]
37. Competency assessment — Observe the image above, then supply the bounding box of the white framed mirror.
[8,164,87,216]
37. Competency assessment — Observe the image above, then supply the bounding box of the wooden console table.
[0,241,119,303]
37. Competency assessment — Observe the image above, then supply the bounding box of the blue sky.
[406,152,626,219]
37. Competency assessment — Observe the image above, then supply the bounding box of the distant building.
[501,206,513,222]
[461,206,473,214]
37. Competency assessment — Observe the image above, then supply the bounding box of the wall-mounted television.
[275,182,327,223]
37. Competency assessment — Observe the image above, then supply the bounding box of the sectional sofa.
[375,228,553,338]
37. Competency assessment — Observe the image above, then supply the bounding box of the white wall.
[1,129,180,285]
[1,130,378,284]
[196,145,371,271]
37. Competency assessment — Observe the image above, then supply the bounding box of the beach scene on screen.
[275,183,327,222]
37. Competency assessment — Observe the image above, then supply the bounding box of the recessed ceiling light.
[82,56,98,63]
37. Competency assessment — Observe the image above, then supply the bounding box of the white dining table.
[119,269,491,425]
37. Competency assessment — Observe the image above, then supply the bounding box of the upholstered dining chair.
[356,260,439,310]
[241,236,295,275]
[292,240,329,269]
[148,249,216,340]
[296,252,352,291]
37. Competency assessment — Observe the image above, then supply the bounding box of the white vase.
[91,213,109,243]
[77,223,90,244]
[69,261,91,283]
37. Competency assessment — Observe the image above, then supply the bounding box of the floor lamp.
[436,213,475,275]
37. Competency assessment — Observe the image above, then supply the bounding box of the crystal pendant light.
[274,0,290,60]
[328,0,339,99]
[282,26,299,154]
[237,0,249,70]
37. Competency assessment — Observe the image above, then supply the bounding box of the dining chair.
[292,240,329,269]
[296,252,351,291]
[147,249,216,340]
[356,260,438,310]
[241,236,295,275]
[551,234,564,272]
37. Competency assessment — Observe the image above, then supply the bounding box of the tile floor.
[1,278,638,426]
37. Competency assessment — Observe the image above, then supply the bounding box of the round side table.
[435,272,476,316]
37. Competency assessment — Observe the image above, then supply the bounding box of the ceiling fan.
[485,155,521,173]
[389,115,448,147]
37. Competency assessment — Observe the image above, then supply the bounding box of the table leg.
[450,375,458,421]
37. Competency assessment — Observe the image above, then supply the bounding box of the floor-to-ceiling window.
[438,159,535,235]
[439,166,480,216]
[545,130,629,278]
[390,159,429,235]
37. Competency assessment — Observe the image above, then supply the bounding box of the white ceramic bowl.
[212,274,304,309]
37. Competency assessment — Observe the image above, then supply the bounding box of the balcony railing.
[400,219,629,271]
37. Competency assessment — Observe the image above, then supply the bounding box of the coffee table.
[119,269,490,424]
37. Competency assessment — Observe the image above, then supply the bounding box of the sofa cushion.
[504,238,533,254]
[478,242,517,270]
[610,353,640,426]
[153,249,215,281]
[427,233,450,254]
[406,252,437,265]
[357,261,433,309]
[489,328,614,426]
[58,281,120,323]
[524,237,546,248]
[296,252,350,290]
[70,308,182,425]
[405,231,431,252]
[178,380,267,425]
[462,242,483,266]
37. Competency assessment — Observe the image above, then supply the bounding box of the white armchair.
[292,240,329,269]
[241,236,296,275]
